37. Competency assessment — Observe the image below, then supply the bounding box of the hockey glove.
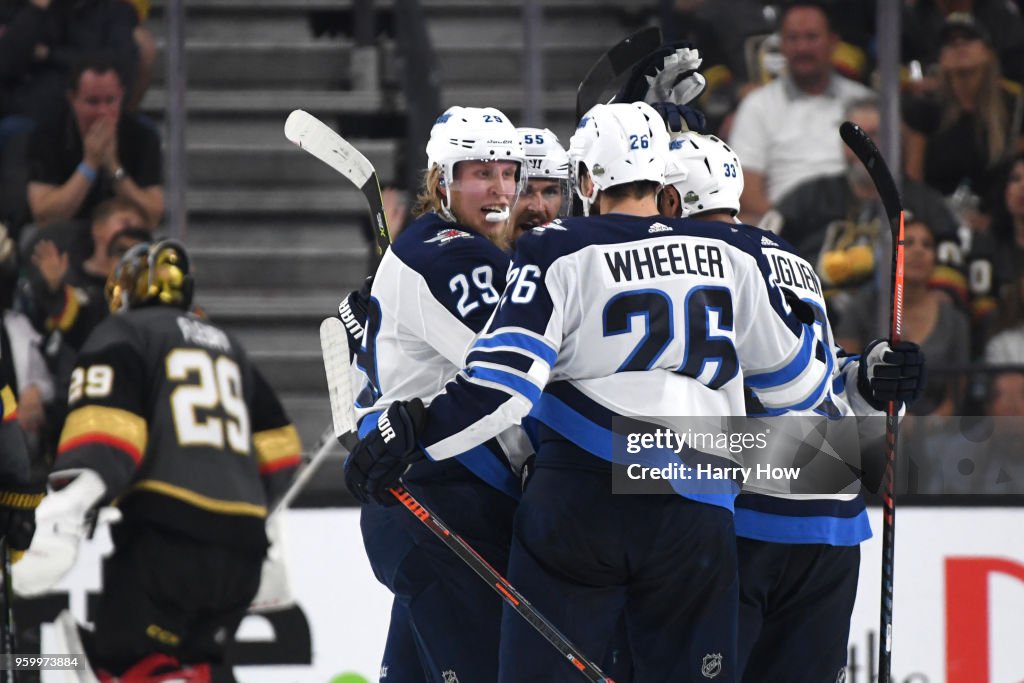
[617,41,707,106]
[337,275,374,359]
[650,101,707,134]
[12,469,106,595]
[0,480,45,553]
[857,339,926,411]
[344,399,427,505]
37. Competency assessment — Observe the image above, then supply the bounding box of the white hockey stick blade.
[285,110,373,188]
[320,317,358,439]
[51,610,101,682]
[249,512,295,613]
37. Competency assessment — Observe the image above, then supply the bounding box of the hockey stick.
[320,320,614,682]
[387,486,614,682]
[575,26,663,120]
[1,538,16,683]
[284,109,391,256]
[839,121,905,683]
[292,112,614,681]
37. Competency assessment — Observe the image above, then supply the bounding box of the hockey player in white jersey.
[510,127,570,241]
[347,105,529,683]
[345,102,836,682]
[658,128,925,682]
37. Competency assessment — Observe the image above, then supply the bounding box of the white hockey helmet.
[663,132,744,217]
[425,106,527,218]
[518,127,569,180]
[568,102,668,215]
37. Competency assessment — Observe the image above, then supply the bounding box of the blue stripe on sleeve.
[473,332,558,367]
[745,326,814,390]
[467,366,543,404]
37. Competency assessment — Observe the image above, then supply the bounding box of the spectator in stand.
[984,271,1024,364]
[0,0,139,132]
[0,230,53,461]
[904,14,1024,231]
[23,197,149,352]
[986,152,1024,283]
[729,1,872,225]
[764,97,960,266]
[903,0,1024,85]
[836,218,970,415]
[26,53,162,234]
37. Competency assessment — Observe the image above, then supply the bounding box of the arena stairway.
[141,0,657,496]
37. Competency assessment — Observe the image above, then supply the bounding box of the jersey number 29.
[167,349,251,454]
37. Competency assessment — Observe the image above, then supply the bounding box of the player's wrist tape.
[76,162,97,183]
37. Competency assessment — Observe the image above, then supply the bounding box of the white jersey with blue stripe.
[354,212,525,498]
[416,214,834,511]
[736,227,882,545]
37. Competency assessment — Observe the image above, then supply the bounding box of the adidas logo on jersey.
[761,235,778,247]
[426,228,472,245]
[649,222,673,233]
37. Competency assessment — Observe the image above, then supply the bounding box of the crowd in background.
[0,0,159,479]
[666,0,1024,493]
[1,0,1021,493]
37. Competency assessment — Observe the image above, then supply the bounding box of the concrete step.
[150,40,602,88]
[153,42,353,87]
[198,292,346,320]
[185,186,373,215]
[249,349,326,392]
[190,244,366,289]
[184,219,368,249]
[186,140,398,186]
[141,88,395,115]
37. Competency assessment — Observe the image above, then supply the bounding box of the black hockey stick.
[291,112,614,682]
[284,110,391,257]
[839,121,905,683]
[575,26,663,120]
[1,539,16,683]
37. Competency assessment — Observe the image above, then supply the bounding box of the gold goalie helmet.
[106,239,194,314]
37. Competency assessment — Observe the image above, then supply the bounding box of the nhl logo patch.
[701,652,723,679]
[441,671,459,683]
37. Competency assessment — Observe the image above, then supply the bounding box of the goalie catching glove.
[344,399,427,505]
[857,339,926,411]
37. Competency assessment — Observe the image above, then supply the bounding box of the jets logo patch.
[426,228,472,245]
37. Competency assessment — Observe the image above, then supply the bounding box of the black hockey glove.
[857,339,926,411]
[337,275,374,359]
[0,481,45,551]
[344,399,427,505]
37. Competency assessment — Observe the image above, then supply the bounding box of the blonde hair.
[938,46,1010,168]
[412,166,446,218]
